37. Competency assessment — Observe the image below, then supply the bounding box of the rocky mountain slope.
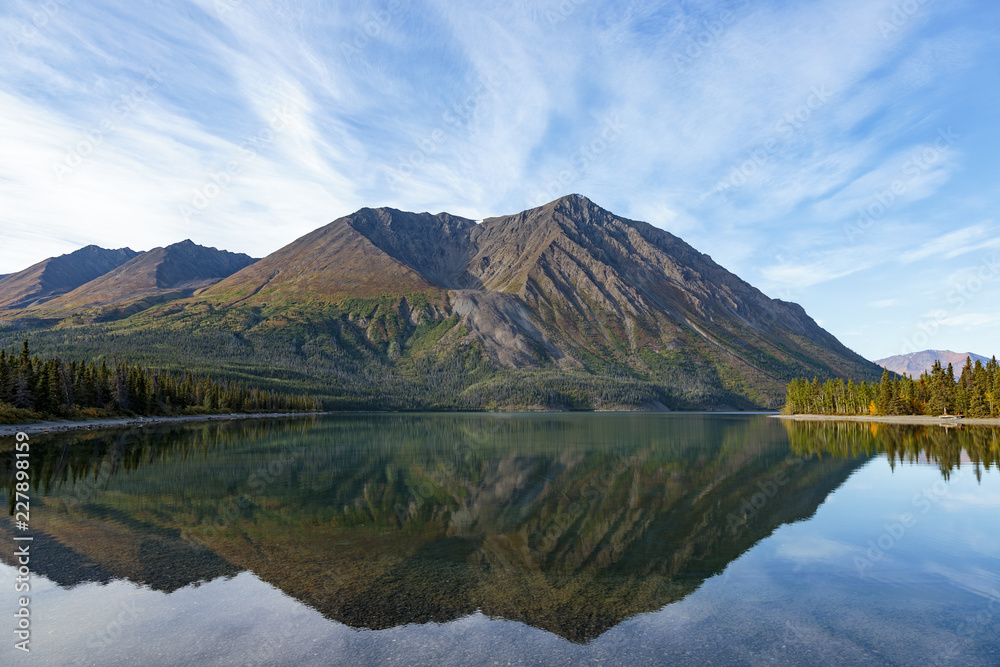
[0,245,138,310]
[0,195,882,409]
[9,240,256,323]
[876,350,992,377]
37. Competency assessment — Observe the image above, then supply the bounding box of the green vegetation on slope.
[0,303,764,411]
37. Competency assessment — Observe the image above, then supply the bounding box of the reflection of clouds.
[940,491,1000,509]
[774,536,859,565]
[920,563,1000,600]
[962,531,1000,560]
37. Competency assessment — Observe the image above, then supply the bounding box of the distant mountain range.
[0,240,255,322]
[0,245,138,310]
[876,350,993,377]
[0,195,882,409]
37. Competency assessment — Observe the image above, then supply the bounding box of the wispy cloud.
[899,224,1000,263]
[870,299,898,308]
[937,313,1000,329]
[760,244,889,289]
[1,0,998,357]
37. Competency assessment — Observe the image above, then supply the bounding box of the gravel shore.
[774,414,1000,427]
[0,412,326,437]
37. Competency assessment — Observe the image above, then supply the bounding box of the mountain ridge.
[9,240,257,322]
[0,195,883,410]
[0,244,138,310]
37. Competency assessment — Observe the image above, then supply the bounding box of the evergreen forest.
[0,340,320,423]
[783,357,1000,417]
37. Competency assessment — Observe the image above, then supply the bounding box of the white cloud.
[869,299,898,308]
[937,313,1000,329]
[899,224,1000,264]
[774,536,859,565]
[760,244,889,289]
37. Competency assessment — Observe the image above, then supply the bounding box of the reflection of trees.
[784,421,1000,481]
[3,415,867,642]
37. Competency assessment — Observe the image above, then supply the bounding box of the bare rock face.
[449,290,574,368]
[346,208,479,289]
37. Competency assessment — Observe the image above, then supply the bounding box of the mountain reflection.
[0,414,885,642]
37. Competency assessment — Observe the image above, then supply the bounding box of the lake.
[2,413,998,665]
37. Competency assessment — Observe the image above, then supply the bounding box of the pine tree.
[13,375,33,409]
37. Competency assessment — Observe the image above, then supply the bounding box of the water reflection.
[783,419,1000,480]
[2,415,996,646]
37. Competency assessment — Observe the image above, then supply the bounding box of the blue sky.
[1,0,998,361]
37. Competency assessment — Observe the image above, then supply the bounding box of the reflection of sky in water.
[2,456,997,666]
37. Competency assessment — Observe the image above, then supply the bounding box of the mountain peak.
[536,193,603,217]
[7,241,257,320]
[0,245,139,310]
[547,192,593,204]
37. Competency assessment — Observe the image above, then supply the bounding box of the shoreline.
[0,411,328,437]
[0,409,771,436]
[11,411,994,437]
[774,414,1000,427]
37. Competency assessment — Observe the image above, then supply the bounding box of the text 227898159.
[13,431,31,653]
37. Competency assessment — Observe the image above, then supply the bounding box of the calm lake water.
[2,413,998,666]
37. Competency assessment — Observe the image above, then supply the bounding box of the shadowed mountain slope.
[0,245,138,310]
[199,211,457,307]
[15,240,256,322]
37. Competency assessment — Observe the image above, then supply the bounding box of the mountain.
[0,245,138,310]
[0,196,882,409]
[876,350,993,377]
[11,240,257,323]
[193,194,879,406]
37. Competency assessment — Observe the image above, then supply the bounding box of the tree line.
[784,356,1000,417]
[0,340,320,422]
